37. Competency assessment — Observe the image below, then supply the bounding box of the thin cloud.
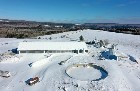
[128,0,137,4]
[117,4,126,7]
[81,3,90,7]
[117,0,138,7]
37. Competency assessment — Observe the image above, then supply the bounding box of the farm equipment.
[0,70,11,78]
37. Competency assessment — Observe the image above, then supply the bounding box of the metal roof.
[18,42,88,50]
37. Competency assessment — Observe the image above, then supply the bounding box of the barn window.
[45,50,48,53]
[48,50,52,53]
[73,50,78,53]
[35,50,44,53]
[27,50,44,53]
[28,50,35,53]
[20,51,26,53]
[52,50,56,53]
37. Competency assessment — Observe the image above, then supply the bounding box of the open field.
[0,29,140,91]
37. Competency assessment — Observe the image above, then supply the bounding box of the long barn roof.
[18,42,88,50]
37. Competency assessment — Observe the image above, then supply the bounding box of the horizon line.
[0,18,140,25]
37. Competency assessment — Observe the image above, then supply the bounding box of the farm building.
[18,42,88,54]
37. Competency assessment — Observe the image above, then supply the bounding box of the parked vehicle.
[25,77,39,86]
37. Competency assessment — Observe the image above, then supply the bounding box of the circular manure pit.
[66,63,108,81]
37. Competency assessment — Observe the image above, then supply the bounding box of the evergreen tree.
[79,35,84,41]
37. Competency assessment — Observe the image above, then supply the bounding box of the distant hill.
[0,19,140,38]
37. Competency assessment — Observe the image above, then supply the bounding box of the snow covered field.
[0,29,140,91]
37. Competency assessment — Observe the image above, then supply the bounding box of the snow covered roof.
[18,42,88,50]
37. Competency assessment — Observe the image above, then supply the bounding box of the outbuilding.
[18,42,88,54]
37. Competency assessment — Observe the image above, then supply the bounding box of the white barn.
[18,42,88,54]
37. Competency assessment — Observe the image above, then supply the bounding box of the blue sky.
[0,0,140,24]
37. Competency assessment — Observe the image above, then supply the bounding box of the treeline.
[107,28,140,35]
[78,24,140,35]
[5,30,66,38]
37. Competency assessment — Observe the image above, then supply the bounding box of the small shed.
[18,42,88,54]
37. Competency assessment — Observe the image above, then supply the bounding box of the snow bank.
[0,53,20,63]
[30,55,52,68]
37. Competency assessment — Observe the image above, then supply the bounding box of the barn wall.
[19,49,88,54]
